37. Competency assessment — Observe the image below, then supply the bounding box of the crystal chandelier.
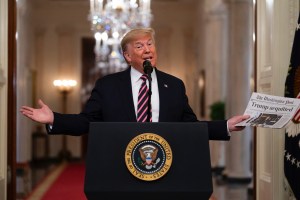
[88,0,153,75]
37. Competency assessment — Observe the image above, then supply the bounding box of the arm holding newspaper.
[235,92,300,129]
[228,115,251,132]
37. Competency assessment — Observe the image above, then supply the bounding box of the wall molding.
[0,68,6,87]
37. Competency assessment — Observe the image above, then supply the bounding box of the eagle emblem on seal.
[139,145,161,169]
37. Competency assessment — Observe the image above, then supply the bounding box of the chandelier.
[88,0,153,75]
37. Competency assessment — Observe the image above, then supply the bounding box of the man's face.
[123,35,157,74]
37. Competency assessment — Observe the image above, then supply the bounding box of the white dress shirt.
[130,67,159,122]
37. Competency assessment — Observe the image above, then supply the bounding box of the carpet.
[41,162,87,200]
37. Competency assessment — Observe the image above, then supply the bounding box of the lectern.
[84,122,213,200]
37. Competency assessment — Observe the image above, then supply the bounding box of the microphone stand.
[143,60,153,122]
[146,72,152,122]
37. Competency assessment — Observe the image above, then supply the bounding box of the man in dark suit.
[20,27,249,139]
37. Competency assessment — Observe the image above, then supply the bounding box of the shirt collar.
[130,66,156,83]
[130,66,143,84]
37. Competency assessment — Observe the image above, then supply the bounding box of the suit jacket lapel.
[156,69,169,122]
[118,67,137,122]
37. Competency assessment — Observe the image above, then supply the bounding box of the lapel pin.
[164,84,168,88]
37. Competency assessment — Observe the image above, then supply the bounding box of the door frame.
[7,0,17,199]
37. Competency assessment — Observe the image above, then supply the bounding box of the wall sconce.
[53,79,77,94]
[53,79,77,161]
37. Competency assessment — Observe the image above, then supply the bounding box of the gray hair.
[120,27,155,53]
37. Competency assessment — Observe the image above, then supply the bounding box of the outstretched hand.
[228,115,250,132]
[20,99,54,125]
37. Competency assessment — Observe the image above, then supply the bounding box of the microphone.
[143,60,153,75]
[142,60,153,123]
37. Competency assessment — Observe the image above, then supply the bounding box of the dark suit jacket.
[49,67,229,140]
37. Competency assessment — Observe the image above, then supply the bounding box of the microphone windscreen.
[143,60,152,68]
[143,60,153,74]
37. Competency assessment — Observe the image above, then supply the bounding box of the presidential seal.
[125,133,173,181]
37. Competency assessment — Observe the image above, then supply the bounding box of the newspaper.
[235,92,300,129]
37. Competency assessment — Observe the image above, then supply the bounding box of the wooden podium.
[84,122,213,200]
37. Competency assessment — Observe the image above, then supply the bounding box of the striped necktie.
[137,74,151,122]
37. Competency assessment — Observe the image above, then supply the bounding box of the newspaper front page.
[236,92,300,128]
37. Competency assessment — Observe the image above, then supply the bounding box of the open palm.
[20,99,54,125]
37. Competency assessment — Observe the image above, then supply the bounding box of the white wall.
[17,0,92,160]
[256,0,299,199]
[0,0,8,198]
[152,1,198,110]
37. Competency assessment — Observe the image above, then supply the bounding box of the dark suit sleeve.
[47,79,104,136]
[47,112,90,136]
[179,79,229,140]
[206,120,230,141]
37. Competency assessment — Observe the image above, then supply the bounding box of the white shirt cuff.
[226,121,231,136]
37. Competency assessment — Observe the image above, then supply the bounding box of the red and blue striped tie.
[137,74,151,122]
